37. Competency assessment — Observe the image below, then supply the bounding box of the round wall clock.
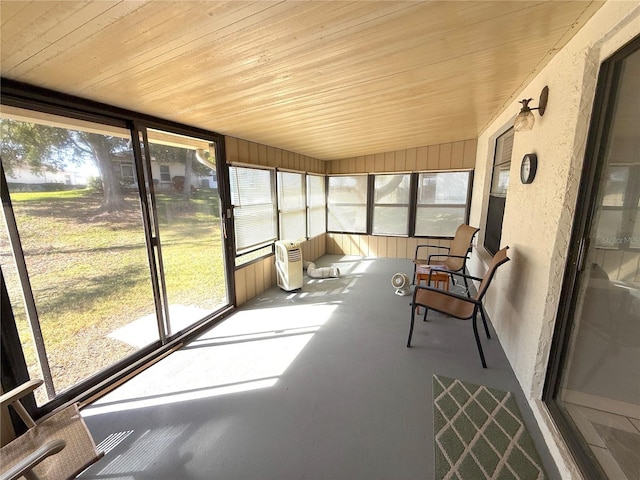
[520,153,537,184]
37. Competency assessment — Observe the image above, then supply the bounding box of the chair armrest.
[0,380,43,409]
[415,244,449,257]
[427,253,469,260]
[447,270,483,283]
[1,439,66,480]
[427,253,470,265]
[412,284,482,305]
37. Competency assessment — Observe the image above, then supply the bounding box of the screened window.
[372,174,410,235]
[229,166,277,255]
[415,171,471,237]
[278,171,306,241]
[484,128,514,254]
[327,175,368,233]
[307,174,326,237]
[159,164,171,182]
[120,162,135,185]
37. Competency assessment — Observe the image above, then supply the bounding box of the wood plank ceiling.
[1,1,603,161]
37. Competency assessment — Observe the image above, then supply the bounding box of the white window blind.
[277,171,306,241]
[327,175,368,233]
[372,174,410,235]
[415,171,470,237]
[229,166,277,254]
[307,174,326,237]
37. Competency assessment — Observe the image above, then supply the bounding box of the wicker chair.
[1,379,103,480]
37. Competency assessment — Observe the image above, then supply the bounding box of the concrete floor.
[80,255,560,479]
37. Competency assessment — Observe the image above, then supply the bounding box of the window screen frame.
[371,173,412,236]
[306,173,327,238]
[326,174,369,234]
[326,171,473,239]
[229,164,278,260]
[413,170,472,238]
[277,169,307,242]
[484,128,514,255]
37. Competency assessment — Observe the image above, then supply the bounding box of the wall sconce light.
[514,86,549,131]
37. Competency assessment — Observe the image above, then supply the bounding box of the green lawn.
[1,188,227,398]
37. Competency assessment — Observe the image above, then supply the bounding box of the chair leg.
[472,308,488,368]
[423,307,428,321]
[462,272,471,298]
[407,303,416,347]
[412,263,417,285]
[479,305,491,339]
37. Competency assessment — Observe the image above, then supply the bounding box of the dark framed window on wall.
[414,171,471,237]
[484,128,514,255]
[306,174,326,238]
[326,171,472,238]
[277,170,306,241]
[327,175,368,233]
[544,35,640,480]
[229,165,277,265]
[372,174,411,236]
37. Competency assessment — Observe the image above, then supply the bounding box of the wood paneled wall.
[228,136,476,305]
[327,233,451,260]
[234,255,275,307]
[226,135,327,306]
[327,139,477,174]
[593,248,640,283]
[234,234,327,307]
[225,136,326,174]
[323,139,476,260]
[301,234,327,264]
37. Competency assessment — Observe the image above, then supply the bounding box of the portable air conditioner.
[275,240,303,291]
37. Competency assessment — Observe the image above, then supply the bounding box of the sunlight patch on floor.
[84,304,337,416]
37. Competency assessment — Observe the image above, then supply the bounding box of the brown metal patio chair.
[407,246,510,368]
[412,224,480,294]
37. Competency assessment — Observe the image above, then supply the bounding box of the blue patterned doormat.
[433,375,547,480]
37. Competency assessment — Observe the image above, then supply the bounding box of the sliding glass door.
[0,109,159,402]
[144,128,229,336]
[546,37,640,480]
[0,107,230,405]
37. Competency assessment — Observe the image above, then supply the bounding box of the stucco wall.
[468,1,639,477]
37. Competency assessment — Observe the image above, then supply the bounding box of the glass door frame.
[132,121,236,340]
[543,34,640,479]
[0,80,236,417]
